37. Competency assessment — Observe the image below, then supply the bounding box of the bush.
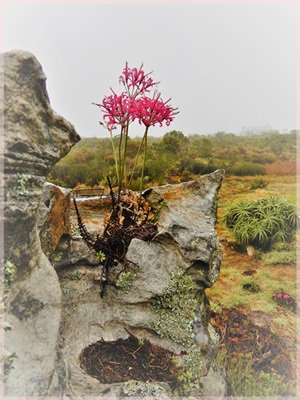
[250,177,268,190]
[230,162,265,176]
[223,197,297,250]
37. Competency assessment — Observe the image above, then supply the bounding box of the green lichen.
[16,173,31,195]
[122,380,169,397]
[173,345,207,395]
[151,269,198,346]
[4,260,18,288]
[4,353,18,378]
[53,251,63,262]
[71,224,82,240]
[116,271,137,293]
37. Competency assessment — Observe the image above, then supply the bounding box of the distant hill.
[48,131,297,188]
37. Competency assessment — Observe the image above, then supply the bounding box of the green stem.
[139,126,149,197]
[122,122,129,191]
[118,127,124,199]
[109,130,119,185]
[128,133,146,189]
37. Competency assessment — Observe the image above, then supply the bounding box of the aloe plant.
[223,197,297,250]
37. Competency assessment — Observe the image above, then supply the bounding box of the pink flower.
[94,92,133,128]
[119,62,157,96]
[132,94,179,127]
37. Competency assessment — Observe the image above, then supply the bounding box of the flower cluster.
[120,62,157,96]
[97,93,133,128]
[275,292,290,300]
[132,95,179,127]
[94,63,178,195]
[96,63,178,130]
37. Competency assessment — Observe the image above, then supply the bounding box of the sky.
[3,1,299,138]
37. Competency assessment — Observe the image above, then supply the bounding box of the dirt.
[79,335,179,389]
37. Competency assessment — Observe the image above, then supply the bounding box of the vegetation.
[261,249,296,265]
[116,271,137,293]
[173,345,206,395]
[48,131,297,188]
[223,197,297,250]
[250,177,268,190]
[151,269,198,346]
[216,351,295,397]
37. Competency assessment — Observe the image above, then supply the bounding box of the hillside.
[48,131,297,188]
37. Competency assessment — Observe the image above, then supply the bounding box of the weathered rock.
[3,50,80,396]
[56,170,226,396]
[52,236,99,269]
[38,182,72,255]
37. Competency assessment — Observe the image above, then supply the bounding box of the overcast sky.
[3,2,299,137]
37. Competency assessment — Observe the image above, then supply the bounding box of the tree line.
[48,130,297,189]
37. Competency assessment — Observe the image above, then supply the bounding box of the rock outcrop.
[54,170,226,397]
[3,51,80,396]
[2,50,226,398]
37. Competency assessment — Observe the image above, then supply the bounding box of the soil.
[79,335,179,389]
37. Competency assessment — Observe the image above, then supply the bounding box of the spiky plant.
[223,197,297,250]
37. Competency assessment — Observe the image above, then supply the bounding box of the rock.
[52,236,99,269]
[56,170,227,396]
[38,182,72,255]
[246,245,256,258]
[2,51,226,398]
[3,50,80,396]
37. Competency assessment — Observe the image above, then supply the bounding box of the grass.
[208,174,298,340]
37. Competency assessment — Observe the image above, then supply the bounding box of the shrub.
[230,162,265,176]
[250,177,268,190]
[223,197,297,250]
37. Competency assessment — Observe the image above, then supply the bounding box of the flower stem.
[109,130,119,185]
[128,132,146,188]
[122,122,129,191]
[139,126,149,197]
[118,127,124,199]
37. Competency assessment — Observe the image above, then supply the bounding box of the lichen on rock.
[151,269,198,346]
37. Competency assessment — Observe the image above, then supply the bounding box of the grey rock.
[52,236,99,269]
[3,50,80,396]
[56,171,226,396]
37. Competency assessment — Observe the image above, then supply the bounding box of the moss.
[173,345,206,395]
[151,269,198,347]
[116,271,137,293]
